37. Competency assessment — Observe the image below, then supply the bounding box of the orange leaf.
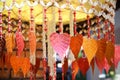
[83,38,98,64]
[10,55,23,75]
[21,57,30,77]
[5,33,15,53]
[71,60,79,80]
[96,38,106,61]
[105,41,114,66]
[28,31,36,55]
[70,34,83,59]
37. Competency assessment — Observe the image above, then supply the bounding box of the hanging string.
[104,19,109,41]
[73,10,77,35]
[30,7,34,30]
[42,7,47,80]
[0,12,2,38]
[18,8,22,31]
[87,15,91,38]
[58,8,62,33]
[8,10,11,33]
[97,16,100,39]
[110,22,115,43]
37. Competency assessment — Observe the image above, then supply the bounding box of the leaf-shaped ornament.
[105,41,114,66]
[50,33,70,59]
[10,55,23,75]
[70,34,83,59]
[5,33,15,53]
[77,57,89,76]
[96,38,106,61]
[114,45,120,68]
[28,31,36,55]
[15,30,24,56]
[83,38,98,64]
[21,57,30,77]
[72,60,79,80]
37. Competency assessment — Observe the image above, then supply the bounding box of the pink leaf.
[15,30,24,56]
[50,33,70,59]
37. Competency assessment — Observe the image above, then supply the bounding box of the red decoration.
[15,30,24,56]
[73,11,77,35]
[62,57,68,80]
[96,57,105,73]
[70,34,83,58]
[90,58,95,74]
[104,58,110,74]
[105,41,114,66]
[42,58,47,80]
[96,39,106,61]
[30,58,40,80]
[72,60,79,80]
[114,45,120,68]
[77,57,89,76]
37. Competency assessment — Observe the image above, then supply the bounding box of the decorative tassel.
[5,10,15,54]
[15,8,24,56]
[48,6,56,79]
[29,6,36,65]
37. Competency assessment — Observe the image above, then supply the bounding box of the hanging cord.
[110,22,115,43]
[0,1,5,38]
[30,7,34,30]
[18,8,22,32]
[97,16,100,39]
[42,7,47,80]
[58,8,62,33]
[73,10,77,35]
[8,10,11,33]
[104,19,109,41]
[87,15,91,38]
[0,12,2,38]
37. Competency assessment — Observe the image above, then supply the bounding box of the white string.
[26,0,38,7]
[14,1,24,9]
[40,0,52,8]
